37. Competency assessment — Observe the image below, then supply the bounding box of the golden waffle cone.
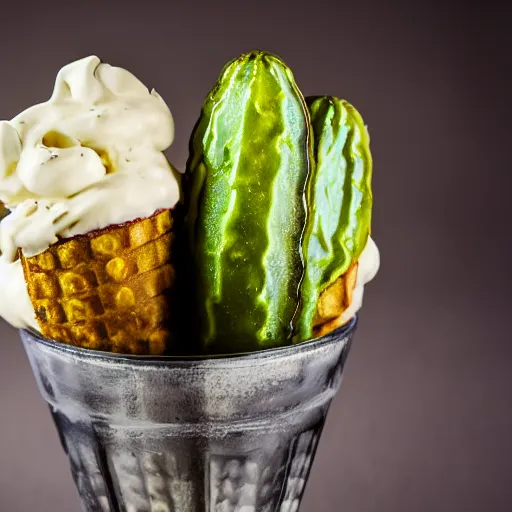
[21,209,175,355]
[0,201,8,221]
[312,262,358,338]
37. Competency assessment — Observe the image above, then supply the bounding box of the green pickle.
[294,96,373,342]
[185,50,312,352]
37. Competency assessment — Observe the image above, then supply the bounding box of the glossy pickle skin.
[294,96,373,342]
[185,51,312,353]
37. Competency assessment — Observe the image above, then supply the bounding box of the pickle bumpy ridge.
[295,96,372,342]
[185,50,312,352]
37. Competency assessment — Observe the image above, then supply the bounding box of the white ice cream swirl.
[0,56,179,329]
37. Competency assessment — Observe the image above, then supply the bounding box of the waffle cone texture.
[21,209,174,355]
[312,263,358,338]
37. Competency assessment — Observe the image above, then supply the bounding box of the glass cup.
[20,316,357,512]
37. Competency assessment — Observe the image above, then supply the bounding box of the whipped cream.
[0,56,179,328]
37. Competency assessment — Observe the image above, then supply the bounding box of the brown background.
[0,1,511,511]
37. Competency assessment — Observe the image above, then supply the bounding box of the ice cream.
[8,50,379,512]
[0,56,180,331]
[0,50,379,356]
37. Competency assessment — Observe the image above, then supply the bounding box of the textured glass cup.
[20,317,357,512]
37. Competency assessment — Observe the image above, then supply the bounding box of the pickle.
[295,96,372,342]
[185,50,312,352]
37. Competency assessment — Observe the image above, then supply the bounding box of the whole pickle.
[294,96,373,342]
[185,50,312,352]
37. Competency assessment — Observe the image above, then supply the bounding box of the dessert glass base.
[20,317,357,512]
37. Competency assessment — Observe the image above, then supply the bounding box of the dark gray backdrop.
[0,1,510,511]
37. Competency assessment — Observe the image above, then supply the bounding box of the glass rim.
[20,315,358,364]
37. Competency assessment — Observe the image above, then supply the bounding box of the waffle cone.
[312,262,358,338]
[21,209,175,355]
[0,201,8,221]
